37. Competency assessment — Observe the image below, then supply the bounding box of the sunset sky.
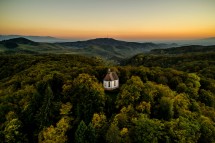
[0,0,215,41]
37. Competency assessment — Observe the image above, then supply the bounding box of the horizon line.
[1,34,215,42]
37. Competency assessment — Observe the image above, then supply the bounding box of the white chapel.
[103,69,119,90]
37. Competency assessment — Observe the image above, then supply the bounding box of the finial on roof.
[108,69,111,73]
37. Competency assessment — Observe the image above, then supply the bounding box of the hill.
[0,35,72,43]
[150,45,215,54]
[183,37,215,46]
[58,38,174,50]
[0,37,176,61]
[152,37,215,46]
[0,37,73,54]
[0,37,39,46]
[124,52,215,75]
[57,38,176,60]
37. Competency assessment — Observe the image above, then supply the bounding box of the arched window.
[108,81,110,87]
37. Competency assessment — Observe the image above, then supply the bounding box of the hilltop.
[0,35,72,43]
[0,37,38,47]
[0,37,68,54]
[58,38,176,49]
[56,38,176,61]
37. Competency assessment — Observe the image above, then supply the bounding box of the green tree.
[135,101,151,115]
[92,113,107,141]
[38,102,72,143]
[106,122,121,143]
[120,127,131,143]
[35,85,54,129]
[198,116,215,143]
[185,73,201,99]
[75,120,88,143]
[130,114,164,143]
[60,102,72,115]
[115,105,137,128]
[169,76,183,90]
[164,117,201,143]
[3,111,28,143]
[38,116,71,143]
[199,89,215,107]
[72,74,106,123]
[158,97,174,120]
[116,76,144,108]
[75,120,97,143]
[86,123,96,143]
[141,81,158,103]
[176,83,187,93]
[173,93,190,118]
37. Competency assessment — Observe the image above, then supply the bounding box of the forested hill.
[151,45,215,54]
[57,38,176,50]
[0,54,215,143]
[56,38,177,59]
[0,54,104,80]
[0,37,177,60]
[0,35,70,43]
[0,37,69,55]
[124,52,215,74]
[0,37,38,46]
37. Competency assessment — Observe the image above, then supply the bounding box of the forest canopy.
[0,53,215,143]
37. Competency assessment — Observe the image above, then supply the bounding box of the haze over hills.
[57,38,178,59]
[0,35,74,43]
[165,37,215,46]
[57,38,177,49]
[0,37,176,60]
[1,35,215,45]
[1,37,215,63]
[0,37,68,54]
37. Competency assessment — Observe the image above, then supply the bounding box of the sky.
[0,0,215,41]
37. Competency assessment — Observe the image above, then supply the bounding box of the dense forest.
[0,50,215,143]
[150,45,215,54]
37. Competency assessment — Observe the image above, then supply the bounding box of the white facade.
[103,69,119,90]
[103,80,119,90]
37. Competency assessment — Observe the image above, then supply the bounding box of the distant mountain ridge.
[1,37,38,45]
[0,37,177,60]
[0,35,73,43]
[1,37,214,61]
[0,37,39,49]
[56,38,178,60]
[57,38,176,50]
[1,35,215,45]
[162,37,215,46]
[0,37,69,54]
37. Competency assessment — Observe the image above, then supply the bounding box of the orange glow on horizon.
[0,0,215,40]
[1,0,215,41]
[1,26,214,40]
